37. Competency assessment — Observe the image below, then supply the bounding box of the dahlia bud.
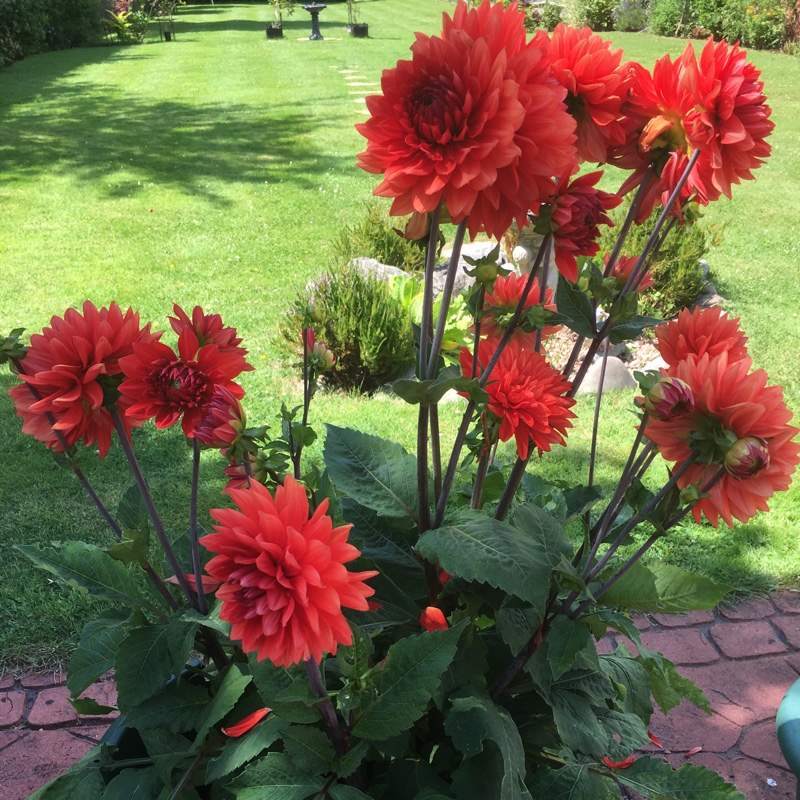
[420,606,448,632]
[725,436,770,480]
[195,386,246,449]
[644,377,694,421]
[302,327,315,355]
[399,211,430,241]
[310,340,336,371]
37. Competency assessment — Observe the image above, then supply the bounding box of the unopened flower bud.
[302,327,315,355]
[420,606,448,632]
[311,340,336,371]
[195,387,246,449]
[725,436,770,480]
[644,377,694,420]
[400,211,429,241]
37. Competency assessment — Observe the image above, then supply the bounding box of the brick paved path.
[3,592,800,798]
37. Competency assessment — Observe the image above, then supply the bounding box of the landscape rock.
[577,355,638,393]
[348,257,408,282]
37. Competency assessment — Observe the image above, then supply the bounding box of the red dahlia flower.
[356,0,577,239]
[613,39,773,220]
[195,386,247,449]
[611,56,700,221]
[655,307,748,368]
[460,338,576,460]
[9,301,159,459]
[542,171,622,282]
[119,329,249,437]
[169,304,252,365]
[645,352,799,527]
[604,253,654,292]
[681,38,774,203]
[201,476,378,667]
[481,272,558,345]
[547,23,633,164]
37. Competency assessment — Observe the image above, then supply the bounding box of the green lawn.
[0,3,798,670]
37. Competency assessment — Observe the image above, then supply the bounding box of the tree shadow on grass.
[0,75,346,205]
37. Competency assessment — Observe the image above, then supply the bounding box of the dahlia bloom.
[645,352,799,527]
[9,301,159,458]
[195,386,247,450]
[604,253,654,293]
[119,329,249,437]
[201,477,378,667]
[356,0,577,239]
[460,338,576,460]
[542,171,622,282]
[656,307,748,368]
[681,38,774,204]
[481,272,558,344]
[169,304,252,365]
[547,23,632,164]
[613,40,773,220]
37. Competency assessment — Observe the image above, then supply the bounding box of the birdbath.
[302,3,326,40]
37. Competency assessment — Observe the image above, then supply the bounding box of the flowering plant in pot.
[6,3,798,799]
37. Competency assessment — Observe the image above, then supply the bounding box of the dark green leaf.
[392,367,488,406]
[324,425,419,521]
[334,740,369,778]
[613,755,745,799]
[248,657,321,723]
[182,603,232,637]
[206,715,290,783]
[547,618,593,681]
[116,484,151,535]
[100,766,162,800]
[526,764,618,799]
[140,727,196,784]
[123,682,209,732]
[342,499,421,591]
[562,485,604,525]
[15,542,163,613]
[352,623,465,740]
[416,517,551,613]
[635,647,710,715]
[550,688,608,756]
[336,623,374,682]
[556,277,596,338]
[67,611,129,697]
[599,653,653,721]
[444,687,526,800]
[599,562,730,613]
[283,725,335,774]
[496,607,541,656]
[598,709,651,761]
[105,529,150,566]
[328,787,373,800]
[167,615,200,683]
[115,624,174,711]
[450,748,532,800]
[68,697,115,716]
[194,663,252,744]
[510,504,573,566]
[226,752,322,800]
[608,315,663,345]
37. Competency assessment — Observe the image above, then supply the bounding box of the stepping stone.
[709,620,787,659]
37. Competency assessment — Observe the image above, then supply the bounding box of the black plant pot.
[164,30,172,41]
[350,22,368,37]
[266,24,283,39]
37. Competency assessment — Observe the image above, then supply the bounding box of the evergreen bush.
[281,264,416,394]
[330,199,426,274]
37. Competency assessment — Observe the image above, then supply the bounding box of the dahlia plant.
[5,3,798,799]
